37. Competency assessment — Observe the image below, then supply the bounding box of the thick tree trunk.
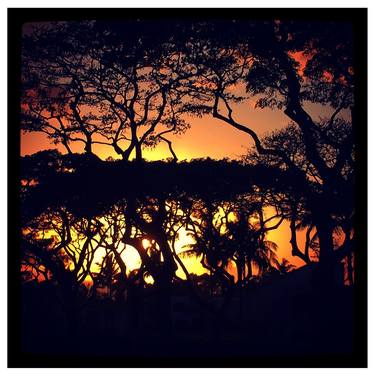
[314,218,336,289]
[236,258,245,284]
[154,240,176,334]
[84,136,93,154]
[236,260,242,284]
[135,142,142,162]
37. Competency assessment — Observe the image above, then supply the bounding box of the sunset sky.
[21,92,343,160]
[21,100,338,270]
[20,23,350,273]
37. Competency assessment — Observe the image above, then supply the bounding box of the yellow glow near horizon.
[87,227,207,284]
[142,238,151,249]
[262,206,306,268]
[173,227,207,279]
[24,201,311,289]
[28,205,310,289]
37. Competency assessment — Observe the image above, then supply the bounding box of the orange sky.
[20,44,343,161]
[21,97,341,161]
[21,105,288,160]
[20,48,348,271]
[21,105,316,269]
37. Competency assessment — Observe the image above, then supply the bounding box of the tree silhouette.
[180,193,282,286]
[177,20,355,286]
[244,120,354,272]
[22,21,192,161]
